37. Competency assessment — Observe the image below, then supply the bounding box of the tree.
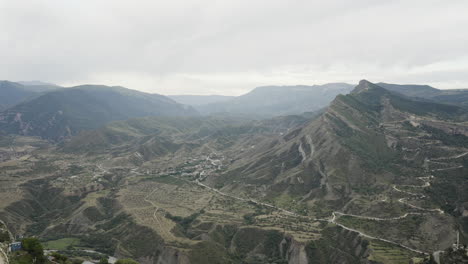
[51,252,68,263]
[115,259,140,264]
[98,257,110,264]
[21,237,47,264]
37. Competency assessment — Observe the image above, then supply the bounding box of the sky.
[1,0,468,96]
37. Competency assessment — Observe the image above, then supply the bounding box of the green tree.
[51,252,68,263]
[21,237,47,264]
[98,257,110,264]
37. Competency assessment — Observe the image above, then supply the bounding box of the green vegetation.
[0,230,9,242]
[166,210,204,230]
[43,237,81,250]
[368,240,421,264]
[98,258,110,264]
[421,124,468,148]
[390,93,466,120]
[189,241,232,264]
[305,226,370,264]
[337,215,424,241]
[18,237,47,264]
[115,259,140,264]
[149,175,184,186]
[49,252,74,264]
[340,125,397,173]
[263,230,284,258]
[10,252,34,264]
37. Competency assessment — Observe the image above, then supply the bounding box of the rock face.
[155,247,190,264]
[151,225,375,264]
[284,238,308,264]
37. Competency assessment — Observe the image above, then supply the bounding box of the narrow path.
[143,188,163,227]
[129,148,467,257]
[431,166,463,172]
[334,211,423,221]
[0,247,8,264]
[398,198,444,214]
[192,176,428,254]
[430,151,468,161]
[330,213,428,255]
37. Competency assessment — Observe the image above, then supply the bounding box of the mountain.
[63,114,312,156]
[206,80,467,253]
[197,83,355,117]
[0,81,37,111]
[378,82,468,106]
[168,95,235,106]
[17,81,61,93]
[1,80,467,264]
[18,80,58,87]
[0,85,197,141]
[0,81,63,111]
[212,80,467,200]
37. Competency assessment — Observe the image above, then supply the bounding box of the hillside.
[211,80,467,199]
[17,81,62,93]
[62,114,312,156]
[0,85,197,141]
[0,81,467,264]
[378,82,468,106]
[205,80,467,253]
[196,83,354,117]
[0,81,37,111]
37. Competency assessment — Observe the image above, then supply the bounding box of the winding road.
[174,150,466,256]
[118,145,466,257]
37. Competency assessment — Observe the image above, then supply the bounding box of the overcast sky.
[1,0,468,95]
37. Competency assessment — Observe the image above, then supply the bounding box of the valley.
[0,81,467,264]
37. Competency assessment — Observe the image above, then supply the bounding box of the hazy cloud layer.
[1,0,468,95]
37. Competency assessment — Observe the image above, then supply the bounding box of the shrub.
[115,259,139,264]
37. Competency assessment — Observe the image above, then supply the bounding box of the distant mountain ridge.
[378,82,468,106]
[169,95,234,106]
[196,83,355,117]
[0,84,197,141]
[0,81,37,111]
[210,80,468,202]
[18,80,58,86]
[0,80,64,111]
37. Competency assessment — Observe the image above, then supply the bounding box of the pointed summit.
[351,80,385,94]
[359,79,372,86]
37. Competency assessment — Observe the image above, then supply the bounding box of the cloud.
[1,0,468,95]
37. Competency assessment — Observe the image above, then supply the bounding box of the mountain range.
[0,81,353,141]
[378,82,468,106]
[0,83,195,141]
[188,83,355,117]
[0,79,467,264]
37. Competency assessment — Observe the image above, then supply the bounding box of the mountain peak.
[359,79,372,86]
[351,80,386,95]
